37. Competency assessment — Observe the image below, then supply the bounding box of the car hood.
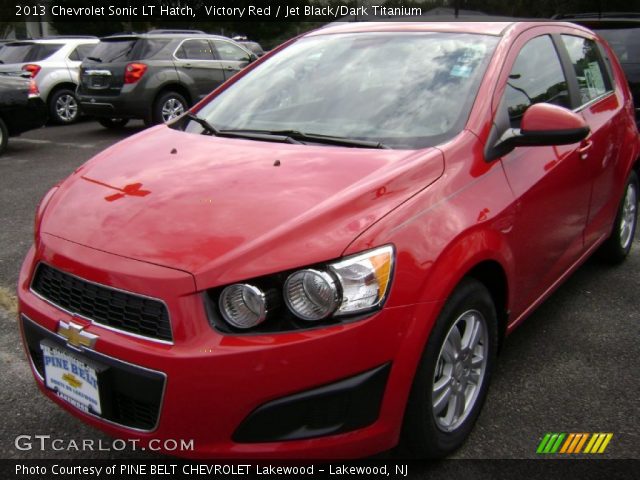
[42,126,444,289]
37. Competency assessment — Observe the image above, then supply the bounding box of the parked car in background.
[554,13,640,124]
[0,37,98,124]
[0,72,47,154]
[18,22,639,459]
[237,40,266,57]
[77,30,256,128]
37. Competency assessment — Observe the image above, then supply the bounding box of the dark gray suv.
[77,30,256,128]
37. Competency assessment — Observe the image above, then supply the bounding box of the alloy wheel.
[432,309,488,432]
[55,94,78,122]
[161,98,185,123]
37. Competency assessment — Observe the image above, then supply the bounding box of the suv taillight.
[28,79,39,97]
[22,64,41,78]
[124,63,147,84]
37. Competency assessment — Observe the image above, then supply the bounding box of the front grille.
[22,316,165,431]
[31,263,172,342]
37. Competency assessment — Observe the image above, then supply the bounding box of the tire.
[49,89,80,124]
[0,117,8,155]
[598,171,638,264]
[152,91,187,125]
[401,278,498,458]
[98,118,129,129]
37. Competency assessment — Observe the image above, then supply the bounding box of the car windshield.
[594,28,640,64]
[192,32,498,149]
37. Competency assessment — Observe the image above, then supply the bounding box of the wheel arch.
[46,82,78,105]
[464,260,509,351]
[153,83,193,108]
[410,228,514,352]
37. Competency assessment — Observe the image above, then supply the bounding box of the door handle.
[183,63,193,69]
[578,139,593,160]
[224,66,237,71]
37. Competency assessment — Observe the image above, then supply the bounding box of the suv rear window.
[0,43,63,63]
[594,28,640,64]
[87,38,170,63]
[88,39,136,63]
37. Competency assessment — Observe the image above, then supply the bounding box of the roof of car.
[101,32,230,41]
[5,37,98,45]
[554,12,640,20]
[308,21,590,37]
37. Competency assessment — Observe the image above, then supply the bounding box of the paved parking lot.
[0,121,638,459]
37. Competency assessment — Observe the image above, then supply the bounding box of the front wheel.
[598,171,638,264]
[152,92,187,125]
[49,89,80,124]
[401,278,497,458]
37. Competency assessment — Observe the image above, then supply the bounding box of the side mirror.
[488,103,590,160]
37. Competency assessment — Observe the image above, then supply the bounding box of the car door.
[495,33,592,315]
[172,38,226,101]
[558,33,627,249]
[211,39,253,80]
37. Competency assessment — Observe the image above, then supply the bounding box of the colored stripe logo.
[537,433,613,454]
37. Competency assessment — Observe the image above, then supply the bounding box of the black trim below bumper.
[233,363,391,443]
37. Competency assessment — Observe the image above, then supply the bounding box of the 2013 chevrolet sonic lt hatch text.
[18,22,640,458]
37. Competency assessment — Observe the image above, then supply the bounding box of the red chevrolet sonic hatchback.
[18,22,639,458]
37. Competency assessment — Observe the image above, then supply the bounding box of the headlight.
[330,245,394,315]
[209,245,395,332]
[219,284,268,329]
[284,269,340,321]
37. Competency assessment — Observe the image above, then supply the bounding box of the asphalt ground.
[0,120,638,462]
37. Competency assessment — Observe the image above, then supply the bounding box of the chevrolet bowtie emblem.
[57,321,98,349]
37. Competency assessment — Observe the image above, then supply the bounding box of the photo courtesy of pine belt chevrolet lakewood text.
[17,22,640,458]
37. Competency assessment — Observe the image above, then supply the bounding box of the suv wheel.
[401,278,497,458]
[153,92,187,124]
[98,118,130,130]
[50,89,80,124]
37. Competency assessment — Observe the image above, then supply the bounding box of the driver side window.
[503,35,570,128]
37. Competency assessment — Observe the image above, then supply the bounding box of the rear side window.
[561,35,611,105]
[131,39,170,60]
[0,43,63,63]
[213,40,251,62]
[68,44,95,62]
[88,39,136,63]
[175,39,215,60]
[503,35,570,127]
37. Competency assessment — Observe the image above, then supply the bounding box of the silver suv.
[0,36,99,124]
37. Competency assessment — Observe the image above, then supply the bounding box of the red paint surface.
[18,22,640,458]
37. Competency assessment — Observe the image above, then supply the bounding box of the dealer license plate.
[41,340,103,415]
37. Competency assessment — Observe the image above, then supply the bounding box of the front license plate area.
[40,340,105,415]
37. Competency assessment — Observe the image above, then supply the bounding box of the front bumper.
[18,234,442,459]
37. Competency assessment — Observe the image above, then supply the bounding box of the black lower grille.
[31,263,172,342]
[22,316,164,431]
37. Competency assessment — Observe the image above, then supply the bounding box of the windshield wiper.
[185,115,302,144]
[86,56,102,63]
[250,130,389,149]
[186,111,220,135]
